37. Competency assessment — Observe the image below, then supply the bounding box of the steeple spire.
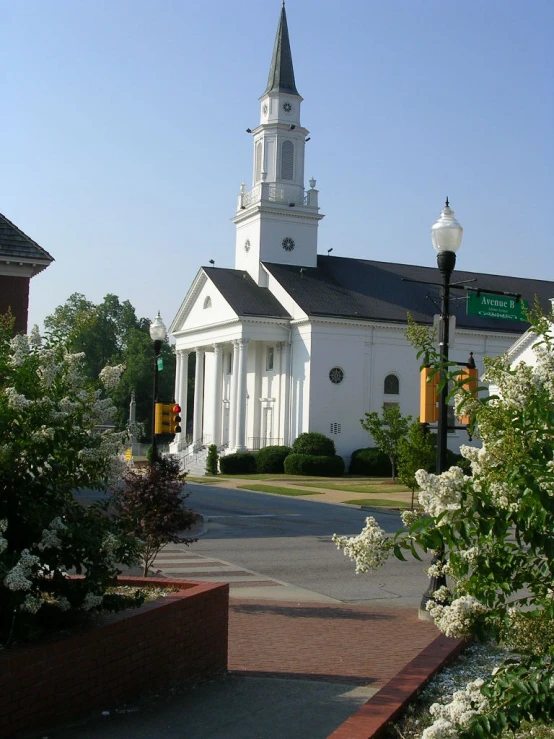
[263,3,299,97]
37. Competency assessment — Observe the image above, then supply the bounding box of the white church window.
[329,367,344,384]
[383,402,399,410]
[255,142,262,182]
[280,140,294,180]
[244,238,251,252]
[225,353,233,374]
[384,374,399,395]
[266,346,274,371]
[330,422,342,435]
[203,296,212,309]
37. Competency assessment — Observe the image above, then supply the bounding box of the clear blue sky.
[3,0,552,332]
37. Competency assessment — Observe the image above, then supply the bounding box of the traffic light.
[420,366,439,424]
[457,365,478,425]
[154,402,172,435]
[170,404,182,434]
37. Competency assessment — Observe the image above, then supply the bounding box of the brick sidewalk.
[228,598,439,688]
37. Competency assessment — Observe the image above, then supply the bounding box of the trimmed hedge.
[219,452,256,475]
[284,453,345,477]
[255,445,292,474]
[349,448,392,477]
[292,432,336,457]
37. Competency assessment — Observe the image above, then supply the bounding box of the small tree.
[360,405,412,480]
[206,444,219,475]
[112,456,197,576]
[397,420,436,508]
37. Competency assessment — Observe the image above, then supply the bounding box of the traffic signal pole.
[151,338,162,467]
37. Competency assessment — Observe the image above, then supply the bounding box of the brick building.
[0,213,54,333]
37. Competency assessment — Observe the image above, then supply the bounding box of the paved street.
[168,482,431,608]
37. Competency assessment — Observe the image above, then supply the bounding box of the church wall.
[183,280,236,332]
[259,215,318,269]
[302,321,521,466]
[289,324,312,442]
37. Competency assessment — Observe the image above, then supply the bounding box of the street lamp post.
[419,199,463,618]
[149,311,167,466]
[431,198,464,475]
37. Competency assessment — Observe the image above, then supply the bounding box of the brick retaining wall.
[0,577,229,737]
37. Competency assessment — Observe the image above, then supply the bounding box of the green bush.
[284,453,345,476]
[205,444,219,475]
[219,452,257,474]
[255,445,292,474]
[349,447,392,476]
[291,432,336,457]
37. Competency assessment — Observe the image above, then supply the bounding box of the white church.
[169,4,554,471]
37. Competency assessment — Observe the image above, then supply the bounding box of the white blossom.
[416,466,467,521]
[4,387,31,410]
[99,364,125,390]
[427,594,488,638]
[422,678,488,738]
[4,550,40,591]
[333,517,392,573]
[82,592,103,611]
[55,596,71,612]
[9,334,30,366]
[28,324,42,348]
[20,594,43,614]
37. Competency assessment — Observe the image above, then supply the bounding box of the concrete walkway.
[39,482,462,739]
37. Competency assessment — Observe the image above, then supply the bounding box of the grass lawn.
[236,484,322,496]
[342,498,413,508]
[298,480,410,494]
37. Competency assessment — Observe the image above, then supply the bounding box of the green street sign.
[157,356,164,371]
[467,291,527,322]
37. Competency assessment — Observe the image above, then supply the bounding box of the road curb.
[328,634,467,739]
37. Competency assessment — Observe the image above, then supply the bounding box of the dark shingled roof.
[0,213,54,264]
[263,256,554,334]
[263,4,299,97]
[204,267,290,318]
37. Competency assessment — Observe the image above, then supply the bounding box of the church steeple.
[263,2,299,97]
[232,3,324,284]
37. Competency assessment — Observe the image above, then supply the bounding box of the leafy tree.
[335,309,554,737]
[112,456,197,576]
[360,405,412,480]
[397,420,436,508]
[43,293,177,438]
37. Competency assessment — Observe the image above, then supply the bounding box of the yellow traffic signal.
[457,366,478,425]
[154,402,172,435]
[420,366,439,424]
[170,404,182,434]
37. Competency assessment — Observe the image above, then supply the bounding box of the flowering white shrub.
[335,309,554,737]
[0,317,141,644]
[332,516,393,573]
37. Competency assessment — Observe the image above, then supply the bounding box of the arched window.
[203,296,212,309]
[280,140,294,180]
[255,142,262,182]
[384,374,399,395]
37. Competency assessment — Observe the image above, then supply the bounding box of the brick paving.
[228,599,439,687]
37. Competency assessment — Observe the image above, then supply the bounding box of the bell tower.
[233,2,324,284]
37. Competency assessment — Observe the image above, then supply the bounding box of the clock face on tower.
[282,102,292,113]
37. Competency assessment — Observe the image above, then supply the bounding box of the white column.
[178,350,189,447]
[212,343,223,447]
[192,347,204,448]
[235,338,249,452]
[282,340,291,446]
[229,341,240,450]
